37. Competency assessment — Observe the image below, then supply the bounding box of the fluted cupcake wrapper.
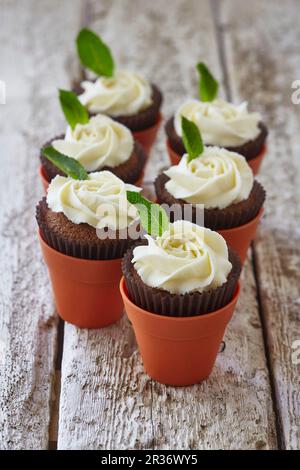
[122,245,241,317]
[203,181,266,230]
[165,116,268,162]
[36,199,141,260]
[155,174,266,231]
[40,138,147,185]
[113,87,161,132]
[100,142,146,185]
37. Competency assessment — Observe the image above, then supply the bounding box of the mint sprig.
[43,146,88,180]
[126,191,169,238]
[181,116,204,162]
[59,89,89,130]
[197,62,218,102]
[76,28,114,77]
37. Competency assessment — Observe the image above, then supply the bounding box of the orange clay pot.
[166,139,267,176]
[166,139,181,166]
[39,165,49,194]
[218,209,263,264]
[39,166,145,195]
[247,145,267,174]
[133,113,162,156]
[120,277,240,386]
[39,230,124,329]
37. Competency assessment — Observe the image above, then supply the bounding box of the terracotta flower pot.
[120,277,240,386]
[166,139,181,166]
[39,165,49,194]
[133,113,162,156]
[39,230,124,328]
[39,166,145,195]
[247,145,267,174]
[218,209,263,264]
[166,139,267,176]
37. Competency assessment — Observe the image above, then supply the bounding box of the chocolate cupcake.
[40,86,147,186]
[37,170,142,260]
[155,146,265,231]
[122,220,241,317]
[166,63,267,164]
[40,113,146,185]
[75,29,163,133]
[166,109,267,163]
[76,79,162,133]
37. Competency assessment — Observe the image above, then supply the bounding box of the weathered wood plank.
[58,0,277,450]
[0,0,82,450]
[151,261,277,450]
[220,0,300,449]
[58,318,153,450]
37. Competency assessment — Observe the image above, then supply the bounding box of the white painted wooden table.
[0,0,299,450]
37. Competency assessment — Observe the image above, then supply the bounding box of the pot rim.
[218,207,264,234]
[120,276,240,324]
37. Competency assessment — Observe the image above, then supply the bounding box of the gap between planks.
[47,0,92,450]
[251,249,284,449]
[210,0,283,449]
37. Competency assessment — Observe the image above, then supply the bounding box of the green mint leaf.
[76,28,114,77]
[196,62,218,102]
[126,191,169,238]
[43,146,88,180]
[59,89,89,130]
[181,116,204,162]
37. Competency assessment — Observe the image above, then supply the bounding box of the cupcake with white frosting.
[155,146,265,230]
[74,29,162,133]
[37,151,146,328]
[156,115,265,231]
[40,91,147,185]
[165,63,267,163]
[122,220,241,316]
[37,168,142,260]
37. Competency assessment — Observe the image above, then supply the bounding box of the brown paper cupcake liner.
[73,81,163,132]
[112,85,162,132]
[122,244,241,317]
[165,116,268,162]
[155,173,266,231]
[40,137,146,185]
[40,134,66,181]
[101,142,146,184]
[36,198,141,260]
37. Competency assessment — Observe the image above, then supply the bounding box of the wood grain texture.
[0,0,81,449]
[58,263,277,450]
[57,0,277,450]
[219,0,300,449]
[151,261,277,450]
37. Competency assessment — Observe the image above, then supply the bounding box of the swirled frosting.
[52,114,134,172]
[47,170,141,230]
[78,70,152,116]
[174,98,261,147]
[132,220,232,294]
[164,147,253,209]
